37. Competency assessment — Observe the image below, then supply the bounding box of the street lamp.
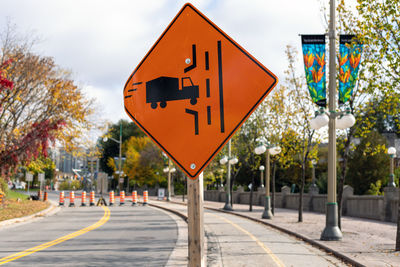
[259,165,265,188]
[311,0,346,241]
[103,123,122,192]
[220,139,238,211]
[163,161,176,201]
[388,147,396,187]
[255,143,281,219]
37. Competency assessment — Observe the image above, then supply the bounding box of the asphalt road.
[0,204,178,266]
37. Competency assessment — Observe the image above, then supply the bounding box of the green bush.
[0,178,9,196]
[59,180,82,191]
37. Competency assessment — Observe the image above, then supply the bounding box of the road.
[0,204,178,266]
[1,192,347,266]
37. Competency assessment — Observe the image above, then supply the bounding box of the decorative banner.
[301,35,326,107]
[338,35,362,104]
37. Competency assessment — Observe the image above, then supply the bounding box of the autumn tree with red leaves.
[0,25,94,178]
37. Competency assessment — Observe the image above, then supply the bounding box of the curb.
[0,199,61,229]
[167,200,365,267]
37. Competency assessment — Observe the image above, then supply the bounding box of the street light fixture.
[255,143,281,219]
[163,159,176,201]
[259,165,265,188]
[220,140,238,211]
[388,147,396,187]
[103,123,123,193]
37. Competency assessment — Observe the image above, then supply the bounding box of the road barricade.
[132,191,137,206]
[59,191,65,206]
[109,191,115,206]
[120,191,125,206]
[81,191,87,206]
[0,193,3,206]
[143,190,148,205]
[90,191,95,206]
[69,191,75,207]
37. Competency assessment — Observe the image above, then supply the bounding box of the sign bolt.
[185,58,191,64]
[190,163,196,170]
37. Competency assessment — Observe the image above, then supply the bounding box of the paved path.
[168,196,400,267]
[151,199,346,266]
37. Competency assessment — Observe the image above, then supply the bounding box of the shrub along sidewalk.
[0,190,49,222]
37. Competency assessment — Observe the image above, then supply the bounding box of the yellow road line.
[0,206,110,265]
[210,213,285,267]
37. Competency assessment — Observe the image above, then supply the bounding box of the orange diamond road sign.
[124,3,277,179]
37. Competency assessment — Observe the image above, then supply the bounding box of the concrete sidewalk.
[170,196,400,267]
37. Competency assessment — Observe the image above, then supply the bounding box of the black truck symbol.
[146,76,199,109]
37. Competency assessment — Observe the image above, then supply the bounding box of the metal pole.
[321,0,342,240]
[223,140,233,210]
[167,158,172,201]
[262,149,273,219]
[260,169,264,187]
[389,155,396,187]
[118,123,122,193]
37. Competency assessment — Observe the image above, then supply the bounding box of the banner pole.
[187,172,204,267]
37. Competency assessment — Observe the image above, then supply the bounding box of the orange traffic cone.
[90,191,95,206]
[59,191,64,206]
[43,191,48,201]
[109,191,115,206]
[69,191,75,207]
[143,190,148,206]
[81,191,87,206]
[131,191,137,206]
[120,191,125,206]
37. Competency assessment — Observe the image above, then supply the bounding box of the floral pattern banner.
[338,35,362,105]
[301,35,326,107]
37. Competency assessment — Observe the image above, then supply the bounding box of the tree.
[280,45,320,222]
[346,131,388,195]
[122,136,164,188]
[0,24,94,177]
[334,0,400,229]
[99,119,144,176]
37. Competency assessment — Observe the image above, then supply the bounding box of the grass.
[0,190,49,222]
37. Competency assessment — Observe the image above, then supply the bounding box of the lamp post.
[259,165,265,188]
[103,123,122,192]
[309,0,351,241]
[163,161,176,201]
[255,144,281,219]
[220,139,238,211]
[388,147,396,187]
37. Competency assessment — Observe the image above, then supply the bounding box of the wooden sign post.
[187,173,204,267]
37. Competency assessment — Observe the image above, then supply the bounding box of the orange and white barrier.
[0,193,4,206]
[109,191,115,206]
[59,191,65,206]
[81,191,87,206]
[132,191,137,206]
[90,191,95,206]
[143,190,148,205]
[120,191,125,206]
[69,191,75,207]
[43,191,48,201]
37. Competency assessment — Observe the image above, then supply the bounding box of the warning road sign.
[124,3,277,179]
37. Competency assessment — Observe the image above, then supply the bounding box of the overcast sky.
[0,0,327,124]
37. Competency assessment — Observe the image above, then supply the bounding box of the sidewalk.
[170,196,400,267]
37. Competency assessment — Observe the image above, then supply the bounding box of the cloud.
[0,0,329,123]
